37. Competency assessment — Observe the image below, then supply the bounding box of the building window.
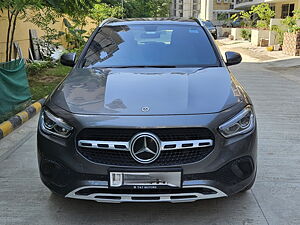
[289,4,295,16]
[224,0,229,3]
[217,0,221,3]
[236,0,254,4]
[281,4,295,18]
[270,4,275,18]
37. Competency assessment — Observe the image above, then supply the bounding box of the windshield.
[83,24,219,68]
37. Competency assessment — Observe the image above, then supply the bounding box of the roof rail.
[99,17,204,27]
[191,17,204,26]
[99,17,121,27]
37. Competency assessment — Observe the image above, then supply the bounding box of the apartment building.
[234,0,300,18]
[199,0,241,23]
[170,0,201,18]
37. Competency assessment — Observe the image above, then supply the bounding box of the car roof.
[103,17,202,26]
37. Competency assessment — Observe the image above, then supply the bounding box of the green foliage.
[256,20,269,29]
[27,63,71,100]
[146,0,171,17]
[294,9,300,19]
[124,0,171,18]
[231,3,275,29]
[27,7,64,58]
[40,1,105,54]
[271,25,284,45]
[62,18,89,52]
[240,29,251,41]
[0,0,172,63]
[282,9,300,33]
[231,10,253,28]
[0,0,42,62]
[44,0,99,15]
[90,3,123,24]
[217,13,231,27]
[26,61,57,76]
[250,3,275,26]
[217,13,227,21]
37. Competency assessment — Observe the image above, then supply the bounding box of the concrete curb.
[0,98,46,140]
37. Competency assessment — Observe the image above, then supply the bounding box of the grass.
[27,63,71,101]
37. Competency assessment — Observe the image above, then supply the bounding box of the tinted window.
[83,24,219,68]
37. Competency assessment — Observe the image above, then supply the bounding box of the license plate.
[109,171,182,188]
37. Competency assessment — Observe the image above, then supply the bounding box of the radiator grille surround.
[76,128,215,166]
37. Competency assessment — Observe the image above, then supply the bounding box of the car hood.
[50,67,243,115]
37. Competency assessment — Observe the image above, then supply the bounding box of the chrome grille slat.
[161,139,213,150]
[78,139,213,151]
[78,140,129,151]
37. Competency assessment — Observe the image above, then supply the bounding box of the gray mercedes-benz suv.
[37,18,257,203]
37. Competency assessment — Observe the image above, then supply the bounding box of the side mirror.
[60,53,76,67]
[225,51,242,66]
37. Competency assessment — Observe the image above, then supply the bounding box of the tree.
[44,0,100,15]
[27,6,63,58]
[28,0,105,56]
[231,10,253,28]
[146,0,171,17]
[90,3,123,24]
[250,3,275,29]
[251,3,275,25]
[124,0,171,18]
[0,0,41,62]
[43,0,100,33]
[281,9,300,33]
[231,3,275,29]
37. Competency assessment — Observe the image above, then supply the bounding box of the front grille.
[77,128,214,166]
[77,128,214,141]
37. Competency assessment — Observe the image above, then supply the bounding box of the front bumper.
[37,104,257,203]
[65,185,227,203]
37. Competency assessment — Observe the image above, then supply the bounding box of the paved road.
[0,56,300,225]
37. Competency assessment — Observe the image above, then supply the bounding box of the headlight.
[41,110,73,138]
[219,106,255,138]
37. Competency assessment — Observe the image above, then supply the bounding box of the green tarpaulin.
[0,59,31,122]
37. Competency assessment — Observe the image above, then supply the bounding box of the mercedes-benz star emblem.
[130,133,161,164]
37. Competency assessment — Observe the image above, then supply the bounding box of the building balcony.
[234,0,264,9]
